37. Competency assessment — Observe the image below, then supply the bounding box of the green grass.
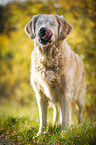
[0,103,96,145]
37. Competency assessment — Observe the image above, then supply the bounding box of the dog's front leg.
[53,104,59,124]
[36,94,48,135]
[60,95,70,131]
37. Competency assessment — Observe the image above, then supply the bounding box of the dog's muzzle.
[38,27,53,45]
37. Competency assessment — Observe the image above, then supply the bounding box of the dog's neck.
[32,39,72,76]
[34,39,63,57]
[34,39,72,60]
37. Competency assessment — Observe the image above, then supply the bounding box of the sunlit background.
[0,0,96,122]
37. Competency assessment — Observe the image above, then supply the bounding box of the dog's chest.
[36,54,61,83]
[32,50,65,99]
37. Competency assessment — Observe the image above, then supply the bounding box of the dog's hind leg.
[78,106,83,124]
[69,101,75,125]
[77,87,85,124]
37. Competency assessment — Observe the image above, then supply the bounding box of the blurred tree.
[0,0,96,110]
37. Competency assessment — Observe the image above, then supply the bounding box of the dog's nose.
[39,27,47,38]
[39,27,53,42]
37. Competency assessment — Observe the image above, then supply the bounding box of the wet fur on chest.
[36,46,63,84]
[32,44,66,100]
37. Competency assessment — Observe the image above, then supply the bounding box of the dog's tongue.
[42,30,52,41]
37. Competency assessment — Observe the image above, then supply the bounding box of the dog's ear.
[55,14,73,40]
[25,15,40,39]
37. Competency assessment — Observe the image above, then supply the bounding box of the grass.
[0,102,96,145]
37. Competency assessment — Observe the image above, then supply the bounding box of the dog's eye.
[37,21,43,25]
[50,22,56,26]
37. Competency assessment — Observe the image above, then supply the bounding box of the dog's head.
[25,14,72,46]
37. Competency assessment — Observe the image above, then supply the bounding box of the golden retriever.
[25,14,86,135]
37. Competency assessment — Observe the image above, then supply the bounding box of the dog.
[25,14,86,135]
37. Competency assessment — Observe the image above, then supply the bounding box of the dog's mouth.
[39,27,53,45]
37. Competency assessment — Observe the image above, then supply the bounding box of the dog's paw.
[32,132,40,140]
[61,130,66,138]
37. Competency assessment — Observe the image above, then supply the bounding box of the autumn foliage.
[0,0,96,111]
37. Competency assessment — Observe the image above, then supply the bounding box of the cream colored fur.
[25,14,86,135]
